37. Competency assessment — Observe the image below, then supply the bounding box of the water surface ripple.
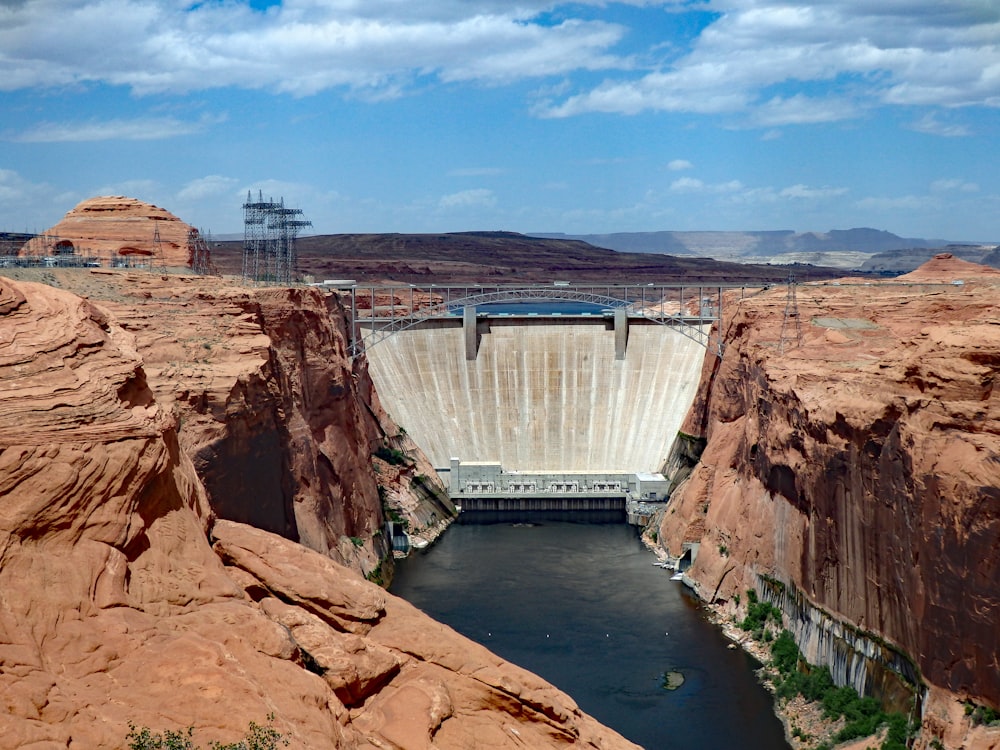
[390,520,791,749]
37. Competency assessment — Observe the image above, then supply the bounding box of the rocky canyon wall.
[656,256,1000,750]
[20,269,456,577]
[0,273,633,748]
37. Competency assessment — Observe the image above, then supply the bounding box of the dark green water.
[390,518,791,750]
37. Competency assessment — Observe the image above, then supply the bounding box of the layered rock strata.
[0,275,636,749]
[20,195,198,268]
[14,268,456,576]
[657,256,1000,749]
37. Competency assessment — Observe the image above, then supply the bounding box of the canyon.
[1,206,998,750]
[0,269,637,748]
[655,255,1000,750]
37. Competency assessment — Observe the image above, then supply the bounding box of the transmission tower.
[242,191,310,284]
[187,228,218,275]
[778,273,802,354]
[152,225,166,272]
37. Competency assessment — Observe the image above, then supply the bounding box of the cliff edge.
[0,274,637,748]
[657,255,1000,750]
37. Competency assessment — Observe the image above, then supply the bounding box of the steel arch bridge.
[340,282,734,359]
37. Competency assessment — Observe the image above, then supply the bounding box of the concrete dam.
[363,316,709,477]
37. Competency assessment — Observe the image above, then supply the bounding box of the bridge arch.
[345,283,725,359]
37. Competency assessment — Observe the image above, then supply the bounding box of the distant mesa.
[19,195,203,269]
[535,228,999,273]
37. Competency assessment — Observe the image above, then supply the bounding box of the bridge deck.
[336,282,755,358]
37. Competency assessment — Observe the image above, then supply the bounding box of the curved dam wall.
[363,318,708,474]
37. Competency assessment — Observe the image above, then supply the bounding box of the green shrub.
[881,712,910,750]
[965,701,1000,726]
[366,561,386,587]
[126,716,288,750]
[127,724,195,750]
[740,589,782,632]
[768,630,913,750]
[770,629,800,675]
[374,445,409,466]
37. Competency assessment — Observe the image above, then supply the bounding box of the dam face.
[364,318,707,475]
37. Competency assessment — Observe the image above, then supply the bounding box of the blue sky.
[1,0,998,241]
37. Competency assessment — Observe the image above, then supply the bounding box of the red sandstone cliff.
[13,269,455,578]
[657,255,1000,749]
[0,274,636,749]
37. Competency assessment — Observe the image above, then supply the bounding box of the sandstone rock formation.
[4,268,455,578]
[20,195,202,268]
[656,255,1000,749]
[0,274,638,749]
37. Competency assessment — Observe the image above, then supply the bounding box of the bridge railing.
[341,283,749,358]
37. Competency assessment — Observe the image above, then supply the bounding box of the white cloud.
[908,113,972,137]
[0,168,84,231]
[669,177,704,192]
[538,1,1000,125]
[779,184,849,199]
[0,1,630,98]
[11,114,225,143]
[857,195,935,211]
[667,159,693,171]
[669,177,743,194]
[751,94,859,127]
[177,175,241,202]
[439,188,497,209]
[930,178,979,193]
[2,0,998,129]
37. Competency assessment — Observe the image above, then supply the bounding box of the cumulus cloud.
[0,0,629,97]
[667,159,693,170]
[669,177,743,194]
[0,169,80,232]
[177,175,241,202]
[2,1,998,130]
[438,188,497,209]
[538,1,1000,125]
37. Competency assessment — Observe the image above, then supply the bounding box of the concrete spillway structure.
[363,318,708,474]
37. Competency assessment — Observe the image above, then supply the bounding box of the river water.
[390,516,791,750]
